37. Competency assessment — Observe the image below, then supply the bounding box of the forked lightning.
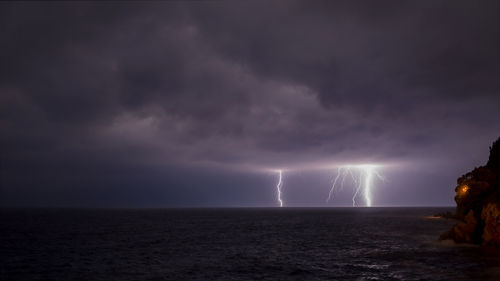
[326,165,384,207]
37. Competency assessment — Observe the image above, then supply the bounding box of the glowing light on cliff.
[327,164,385,207]
[276,170,283,207]
[459,185,469,196]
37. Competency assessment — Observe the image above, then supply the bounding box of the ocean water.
[1,207,500,281]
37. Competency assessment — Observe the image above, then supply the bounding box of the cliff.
[440,137,500,247]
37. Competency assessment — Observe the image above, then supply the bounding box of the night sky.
[1,1,499,207]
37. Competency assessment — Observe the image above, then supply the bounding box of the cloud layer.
[1,1,498,206]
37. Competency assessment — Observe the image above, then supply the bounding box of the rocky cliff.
[440,137,500,247]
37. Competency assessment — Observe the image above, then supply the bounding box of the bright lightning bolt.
[327,164,384,207]
[364,166,373,207]
[276,170,283,207]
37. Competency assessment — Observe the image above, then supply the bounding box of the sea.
[1,207,500,281]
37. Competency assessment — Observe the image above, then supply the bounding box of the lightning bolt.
[326,167,343,202]
[327,164,384,207]
[276,170,283,207]
[363,167,373,207]
[353,169,362,206]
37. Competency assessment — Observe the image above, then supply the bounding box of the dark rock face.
[440,137,500,247]
[481,203,500,247]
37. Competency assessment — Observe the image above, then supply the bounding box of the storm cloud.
[1,1,498,207]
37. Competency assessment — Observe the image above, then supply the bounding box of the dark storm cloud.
[0,1,498,206]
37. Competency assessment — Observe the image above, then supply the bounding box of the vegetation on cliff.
[440,137,500,247]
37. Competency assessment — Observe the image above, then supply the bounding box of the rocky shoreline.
[440,137,500,247]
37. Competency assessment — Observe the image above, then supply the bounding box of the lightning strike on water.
[326,165,385,207]
[276,170,283,207]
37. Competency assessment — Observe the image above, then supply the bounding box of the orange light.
[460,185,469,195]
[424,216,441,219]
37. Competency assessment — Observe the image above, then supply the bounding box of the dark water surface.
[1,207,500,280]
